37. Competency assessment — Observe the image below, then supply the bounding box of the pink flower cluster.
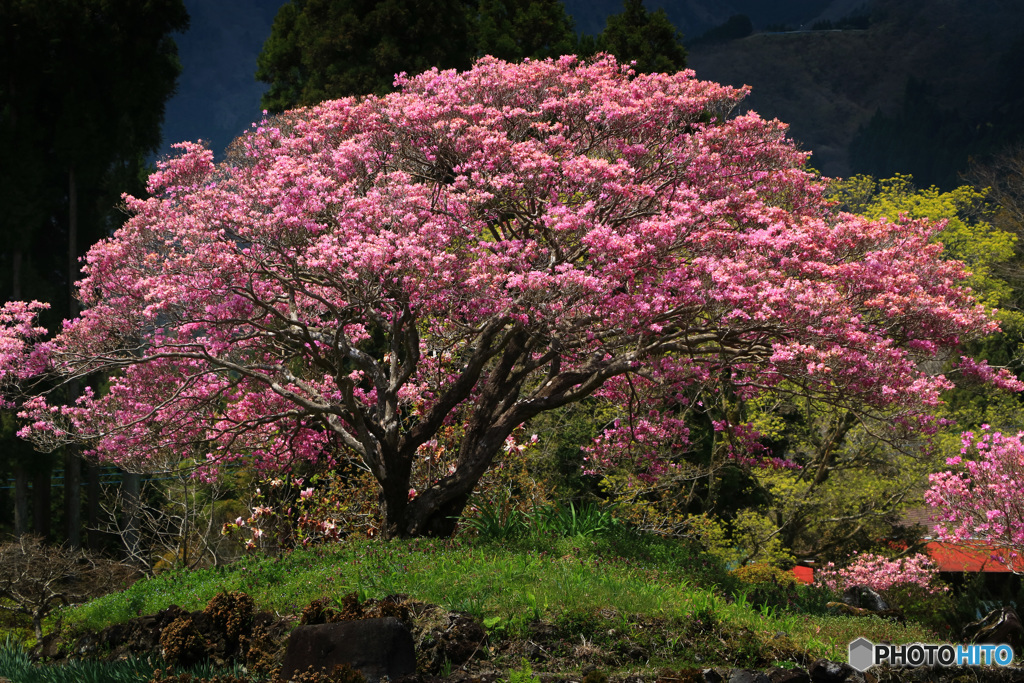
[926,427,1024,572]
[815,552,945,594]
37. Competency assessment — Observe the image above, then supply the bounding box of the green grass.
[57,529,942,671]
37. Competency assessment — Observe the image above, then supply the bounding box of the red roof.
[792,565,814,584]
[924,541,1014,573]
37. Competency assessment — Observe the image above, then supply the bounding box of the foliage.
[506,658,536,683]
[0,0,188,544]
[730,562,795,587]
[460,498,529,542]
[728,562,834,616]
[829,173,1019,316]
[814,550,953,632]
[596,0,686,74]
[926,427,1024,572]
[602,173,1024,564]
[460,499,617,541]
[2,58,1005,544]
[691,15,753,47]
[0,0,188,317]
[848,78,985,191]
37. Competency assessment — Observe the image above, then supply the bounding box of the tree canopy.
[0,56,1007,540]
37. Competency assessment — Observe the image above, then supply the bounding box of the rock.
[281,617,416,683]
[766,667,810,683]
[842,586,889,613]
[808,659,853,683]
[963,606,1024,652]
[729,669,770,683]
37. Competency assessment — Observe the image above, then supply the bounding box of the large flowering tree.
[0,56,1008,538]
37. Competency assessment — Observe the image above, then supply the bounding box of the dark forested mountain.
[686,0,1024,185]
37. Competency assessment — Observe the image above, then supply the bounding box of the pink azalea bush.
[926,427,1024,572]
[0,55,1009,538]
[815,552,946,594]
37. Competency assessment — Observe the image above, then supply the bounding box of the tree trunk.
[121,471,141,563]
[13,465,28,536]
[86,463,101,549]
[32,466,51,539]
[64,168,82,547]
[32,613,43,642]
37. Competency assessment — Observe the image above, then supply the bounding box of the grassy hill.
[0,530,956,682]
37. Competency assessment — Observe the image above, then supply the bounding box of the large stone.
[963,606,1024,652]
[281,617,416,683]
[807,659,854,683]
[842,586,889,613]
[766,666,810,683]
[729,669,770,683]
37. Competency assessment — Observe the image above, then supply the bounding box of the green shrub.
[885,583,955,636]
[730,563,795,587]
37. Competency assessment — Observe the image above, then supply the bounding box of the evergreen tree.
[472,0,578,62]
[597,0,686,74]
[0,0,188,544]
[257,0,475,111]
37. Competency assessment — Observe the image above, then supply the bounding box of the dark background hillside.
[686,0,1024,184]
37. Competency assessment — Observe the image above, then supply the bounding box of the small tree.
[0,56,1010,539]
[0,536,135,640]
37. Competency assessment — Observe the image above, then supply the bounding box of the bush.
[730,562,835,615]
[885,582,956,636]
[0,536,139,641]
